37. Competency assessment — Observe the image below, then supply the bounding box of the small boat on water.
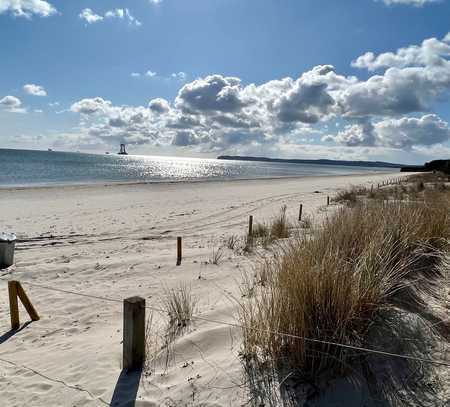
[118,144,128,155]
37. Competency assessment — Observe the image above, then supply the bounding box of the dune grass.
[163,283,197,333]
[240,184,449,404]
[248,205,291,249]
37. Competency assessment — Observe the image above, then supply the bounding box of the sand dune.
[0,172,411,406]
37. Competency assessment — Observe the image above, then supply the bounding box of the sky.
[1,0,450,164]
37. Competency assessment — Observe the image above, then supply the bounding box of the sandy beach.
[0,172,413,406]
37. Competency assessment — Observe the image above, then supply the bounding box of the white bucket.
[0,232,16,269]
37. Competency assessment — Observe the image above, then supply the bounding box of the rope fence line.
[1,278,449,368]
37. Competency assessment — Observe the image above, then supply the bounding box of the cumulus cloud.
[175,75,248,114]
[0,0,56,18]
[71,97,112,115]
[271,65,353,124]
[23,83,47,96]
[352,35,450,71]
[80,8,141,26]
[376,114,450,148]
[149,98,170,114]
[79,8,103,24]
[326,114,450,149]
[344,35,450,117]
[0,95,25,113]
[68,34,450,154]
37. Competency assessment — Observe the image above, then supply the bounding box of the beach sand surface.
[0,172,414,406]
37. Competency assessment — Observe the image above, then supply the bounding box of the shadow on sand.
[0,321,32,345]
[110,368,142,407]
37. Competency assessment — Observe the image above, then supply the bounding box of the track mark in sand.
[167,190,305,234]
[0,357,109,405]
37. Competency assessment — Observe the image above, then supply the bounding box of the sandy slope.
[0,172,411,406]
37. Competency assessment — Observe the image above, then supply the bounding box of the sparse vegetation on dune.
[163,283,197,333]
[240,176,449,405]
[248,205,292,249]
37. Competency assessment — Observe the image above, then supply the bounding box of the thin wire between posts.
[1,279,449,368]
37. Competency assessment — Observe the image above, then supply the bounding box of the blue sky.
[1,0,450,164]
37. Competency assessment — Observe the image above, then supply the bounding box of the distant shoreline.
[217,155,404,169]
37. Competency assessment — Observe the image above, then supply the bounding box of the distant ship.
[48,148,53,152]
[118,144,128,155]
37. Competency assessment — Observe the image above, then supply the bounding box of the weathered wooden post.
[8,281,19,330]
[8,281,39,330]
[327,196,330,206]
[176,237,182,266]
[298,204,303,221]
[248,215,253,237]
[123,296,145,371]
[16,283,39,322]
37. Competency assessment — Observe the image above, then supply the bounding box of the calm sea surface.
[0,149,397,187]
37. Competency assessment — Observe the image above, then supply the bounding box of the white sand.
[0,172,411,406]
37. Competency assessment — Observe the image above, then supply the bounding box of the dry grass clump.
[249,206,292,248]
[333,185,368,204]
[209,246,224,265]
[225,234,240,250]
[269,205,290,239]
[240,191,449,404]
[163,283,197,334]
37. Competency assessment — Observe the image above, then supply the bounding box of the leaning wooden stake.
[8,281,39,330]
[123,296,145,371]
[176,237,182,266]
[248,215,253,237]
[8,281,19,330]
[298,204,303,221]
[327,196,330,206]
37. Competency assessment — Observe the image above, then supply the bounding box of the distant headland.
[217,155,404,169]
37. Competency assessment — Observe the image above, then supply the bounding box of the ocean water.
[0,149,396,187]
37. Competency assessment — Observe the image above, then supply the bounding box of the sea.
[0,149,398,187]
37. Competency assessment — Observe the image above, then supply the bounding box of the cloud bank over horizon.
[39,32,448,162]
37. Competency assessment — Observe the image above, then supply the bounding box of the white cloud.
[149,98,170,114]
[377,0,441,6]
[80,8,141,26]
[171,72,187,81]
[70,97,112,115]
[0,95,26,113]
[79,8,103,24]
[0,0,56,18]
[131,72,141,78]
[352,35,450,71]
[326,114,450,148]
[149,0,162,4]
[67,34,450,155]
[23,83,47,96]
[344,34,450,118]
[145,70,157,77]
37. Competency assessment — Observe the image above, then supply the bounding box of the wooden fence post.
[8,281,19,330]
[8,281,39,330]
[248,215,253,238]
[123,296,145,371]
[298,204,303,221]
[16,283,40,322]
[176,237,182,266]
[327,196,330,206]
